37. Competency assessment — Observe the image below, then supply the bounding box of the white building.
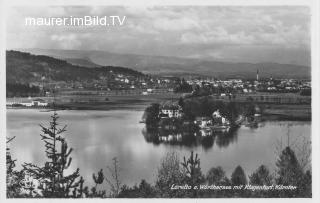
[31,99,48,107]
[12,98,48,107]
[160,102,182,118]
[212,110,230,125]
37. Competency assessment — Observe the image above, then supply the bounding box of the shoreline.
[6,106,311,122]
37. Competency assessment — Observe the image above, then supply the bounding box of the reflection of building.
[199,128,213,136]
[212,110,230,125]
[160,101,182,118]
[194,117,212,128]
[159,133,182,142]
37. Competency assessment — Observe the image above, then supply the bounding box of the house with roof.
[160,101,182,118]
[194,117,212,128]
[212,110,230,125]
[31,99,48,107]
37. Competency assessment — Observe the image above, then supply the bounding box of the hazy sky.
[6,6,310,66]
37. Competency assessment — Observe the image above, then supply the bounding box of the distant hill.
[6,50,145,84]
[64,57,101,68]
[17,48,311,79]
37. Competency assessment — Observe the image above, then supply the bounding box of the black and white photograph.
[1,0,320,201]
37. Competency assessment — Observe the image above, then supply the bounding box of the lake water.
[7,108,310,188]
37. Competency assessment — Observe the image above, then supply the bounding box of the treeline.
[300,88,311,96]
[6,83,41,97]
[142,98,258,129]
[118,149,311,198]
[180,97,250,123]
[101,66,144,77]
[174,78,193,93]
[6,112,311,198]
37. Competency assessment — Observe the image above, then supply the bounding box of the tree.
[299,170,312,197]
[105,157,122,197]
[206,166,227,185]
[118,180,156,198]
[245,103,256,117]
[220,102,239,125]
[231,165,248,197]
[137,179,156,197]
[174,78,193,93]
[249,165,273,197]
[249,165,272,185]
[7,136,24,198]
[205,166,231,197]
[178,97,184,108]
[87,169,106,197]
[231,165,247,185]
[276,147,303,186]
[181,151,204,197]
[275,146,306,197]
[22,111,82,198]
[143,103,160,128]
[155,152,185,197]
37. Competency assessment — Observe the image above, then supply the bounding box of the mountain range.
[15,48,310,79]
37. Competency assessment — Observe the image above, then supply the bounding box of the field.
[6,92,311,121]
[53,93,182,111]
[262,104,311,121]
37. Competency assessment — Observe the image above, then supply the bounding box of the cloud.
[6,6,311,66]
[180,27,255,45]
[153,17,200,31]
[50,34,82,49]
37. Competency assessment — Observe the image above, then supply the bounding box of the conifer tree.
[275,146,305,197]
[231,165,247,186]
[231,165,248,197]
[6,136,24,197]
[22,111,82,197]
[249,165,273,197]
[181,151,204,197]
[249,165,272,186]
[88,169,106,197]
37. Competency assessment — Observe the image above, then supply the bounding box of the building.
[160,102,182,118]
[7,98,48,107]
[31,99,48,107]
[212,110,230,125]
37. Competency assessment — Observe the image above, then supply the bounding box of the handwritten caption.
[171,184,297,191]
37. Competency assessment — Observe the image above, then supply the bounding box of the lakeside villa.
[194,110,231,133]
[159,101,182,118]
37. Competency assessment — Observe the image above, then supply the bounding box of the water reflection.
[7,109,311,189]
[142,126,239,149]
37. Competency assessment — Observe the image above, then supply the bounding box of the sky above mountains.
[6,6,310,66]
